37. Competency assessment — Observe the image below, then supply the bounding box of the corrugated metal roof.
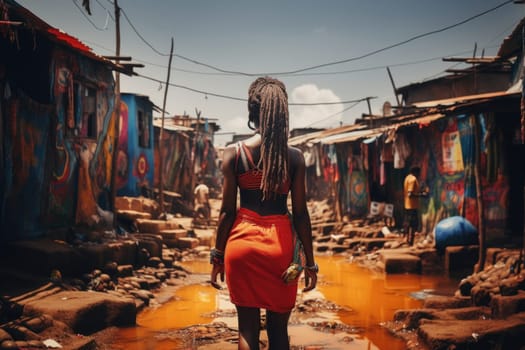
[497,17,525,59]
[412,90,519,108]
[288,124,366,146]
[318,128,386,145]
[153,119,194,132]
[6,0,120,70]
[288,130,325,146]
[315,113,447,145]
[394,113,445,128]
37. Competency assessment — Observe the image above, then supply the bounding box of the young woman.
[210,77,318,350]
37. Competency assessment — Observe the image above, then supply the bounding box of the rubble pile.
[457,250,525,305]
[0,312,96,350]
[0,245,196,349]
[384,249,525,350]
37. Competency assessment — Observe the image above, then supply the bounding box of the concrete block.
[490,290,525,319]
[445,245,479,273]
[382,253,421,274]
[159,229,188,239]
[21,291,136,335]
[176,237,200,249]
[136,219,181,233]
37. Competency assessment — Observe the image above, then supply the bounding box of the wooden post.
[365,97,372,115]
[520,24,525,273]
[158,38,174,216]
[110,0,121,229]
[473,114,486,272]
[190,109,201,208]
[386,67,401,106]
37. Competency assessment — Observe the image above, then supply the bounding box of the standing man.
[403,166,427,246]
[194,180,211,225]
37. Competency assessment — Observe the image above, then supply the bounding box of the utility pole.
[190,109,202,208]
[158,38,174,217]
[504,2,525,272]
[110,0,121,229]
[386,67,401,107]
[365,97,372,115]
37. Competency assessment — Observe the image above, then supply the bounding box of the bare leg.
[236,306,260,350]
[266,310,291,350]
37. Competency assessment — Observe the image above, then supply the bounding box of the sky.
[16,0,525,146]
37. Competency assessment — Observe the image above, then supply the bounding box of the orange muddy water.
[108,255,458,349]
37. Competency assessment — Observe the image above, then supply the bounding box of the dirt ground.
[3,196,525,350]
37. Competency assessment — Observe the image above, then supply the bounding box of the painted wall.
[117,93,154,197]
[154,127,193,200]
[1,43,116,240]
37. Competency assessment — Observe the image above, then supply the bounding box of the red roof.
[6,0,115,67]
[46,27,93,55]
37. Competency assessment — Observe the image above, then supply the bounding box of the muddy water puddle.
[108,255,458,349]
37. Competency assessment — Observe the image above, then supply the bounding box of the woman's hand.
[302,264,318,292]
[210,263,224,290]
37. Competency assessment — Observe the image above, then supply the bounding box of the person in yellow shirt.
[403,166,427,245]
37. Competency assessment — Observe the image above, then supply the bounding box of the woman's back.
[232,134,302,215]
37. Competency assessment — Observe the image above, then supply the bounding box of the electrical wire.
[95,0,115,21]
[71,0,108,31]
[134,72,369,106]
[118,0,513,76]
[270,0,514,75]
[84,36,500,79]
[305,100,363,127]
[119,7,168,56]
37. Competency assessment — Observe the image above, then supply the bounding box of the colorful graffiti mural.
[117,93,155,197]
[1,43,116,239]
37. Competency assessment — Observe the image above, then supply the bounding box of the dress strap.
[236,142,250,172]
[240,142,257,169]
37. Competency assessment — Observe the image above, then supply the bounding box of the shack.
[0,1,129,241]
[290,17,525,245]
[116,93,156,197]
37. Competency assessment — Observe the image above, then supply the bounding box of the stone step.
[445,245,479,273]
[418,315,525,350]
[344,237,396,251]
[21,290,136,335]
[136,219,182,233]
[158,229,188,239]
[378,251,421,274]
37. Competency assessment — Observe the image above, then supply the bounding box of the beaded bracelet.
[304,263,319,273]
[210,248,224,265]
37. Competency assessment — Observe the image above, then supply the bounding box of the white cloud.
[289,84,345,130]
[214,114,252,146]
[215,84,347,145]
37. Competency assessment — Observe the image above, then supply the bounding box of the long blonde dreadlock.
[247,77,289,200]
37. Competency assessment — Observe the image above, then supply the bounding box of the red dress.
[224,142,297,313]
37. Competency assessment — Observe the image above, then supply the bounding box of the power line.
[305,100,363,127]
[84,36,498,79]
[85,35,446,76]
[119,7,169,56]
[71,0,108,31]
[94,0,115,21]
[268,0,514,75]
[134,72,369,106]
[118,0,513,76]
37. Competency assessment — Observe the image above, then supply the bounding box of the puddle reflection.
[108,255,458,349]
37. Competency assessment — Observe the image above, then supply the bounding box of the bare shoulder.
[222,144,238,169]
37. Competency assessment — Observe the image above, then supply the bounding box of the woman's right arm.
[211,146,238,288]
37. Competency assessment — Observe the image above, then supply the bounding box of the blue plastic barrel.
[434,216,478,251]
